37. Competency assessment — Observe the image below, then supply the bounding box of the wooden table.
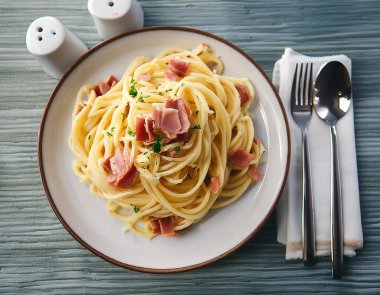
[1,0,379,293]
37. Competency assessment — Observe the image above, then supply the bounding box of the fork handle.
[330,124,343,279]
[302,129,315,266]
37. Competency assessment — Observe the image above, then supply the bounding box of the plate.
[39,27,290,273]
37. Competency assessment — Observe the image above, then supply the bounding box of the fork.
[291,63,316,266]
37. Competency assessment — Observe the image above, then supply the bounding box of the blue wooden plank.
[1,0,380,293]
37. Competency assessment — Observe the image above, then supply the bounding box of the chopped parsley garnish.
[129,78,138,97]
[145,164,150,170]
[150,136,162,153]
[166,88,172,92]
[121,112,127,120]
[130,204,140,213]
[195,110,199,115]
[106,126,115,137]
[127,129,136,136]
[88,134,91,140]
[137,97,145,103]
[193,124,201,129]
[129,88,138,97]
[174,146,181,152]
[181,83,185,86]
[158,91,163,95]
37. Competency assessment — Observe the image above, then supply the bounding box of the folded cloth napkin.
[273,48,363,259]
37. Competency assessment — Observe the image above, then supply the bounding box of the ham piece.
[152,109,163,129]
[136,98,191,143]
[105,75,118,87]
[103,146,138,188]
[152,98,191,140]
[165,99,191,133]
[93,85,102,96]
[136,117,149,141]
[235,84,250,106]
[164,59,190,81]
[161,108,181,134]
[150,219,161,234]
[228,148,254,167]
[210,175,221,193]
[169,59,190,76]
[94,75,119,96]
[145,117,155,142]
[149,216,177,236]
[247,165,262,182]
[136,117,155,142]
[99,82,110,96]
[159,217,176,236]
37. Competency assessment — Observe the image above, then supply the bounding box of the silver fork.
[291,63,316,266]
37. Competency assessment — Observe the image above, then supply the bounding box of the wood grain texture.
[1,0,380,293]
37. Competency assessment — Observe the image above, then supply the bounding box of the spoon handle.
[330,124,343,279]
[302,129,315,265]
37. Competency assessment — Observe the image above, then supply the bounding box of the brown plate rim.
[38,26,291,274]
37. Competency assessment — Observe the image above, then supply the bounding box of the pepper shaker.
[88,0,144,40]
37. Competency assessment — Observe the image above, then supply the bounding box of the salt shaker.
[26,16,88,79]
[88,0,144,39]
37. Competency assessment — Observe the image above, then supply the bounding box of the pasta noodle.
[68,44,265,238]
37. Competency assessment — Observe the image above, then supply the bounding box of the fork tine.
[303,63,309,106]
[298,63,303,106]
[308,63,313,105]
[291,64,298,107]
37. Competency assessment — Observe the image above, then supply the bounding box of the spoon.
[313,61,352,279]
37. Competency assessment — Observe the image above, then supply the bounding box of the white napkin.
[273,48,363,259]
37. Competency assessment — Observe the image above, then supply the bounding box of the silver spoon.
[313,61,352,279]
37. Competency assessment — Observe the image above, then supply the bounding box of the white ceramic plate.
[39,27,290,273]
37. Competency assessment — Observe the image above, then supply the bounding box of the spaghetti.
[69,44,265,238]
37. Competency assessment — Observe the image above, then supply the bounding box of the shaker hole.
[108,1,114,7]
[38,36,42,41]
[52,31,56,35]
[37,27,43,32]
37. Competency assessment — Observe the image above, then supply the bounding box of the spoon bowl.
[314,61,352,124]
